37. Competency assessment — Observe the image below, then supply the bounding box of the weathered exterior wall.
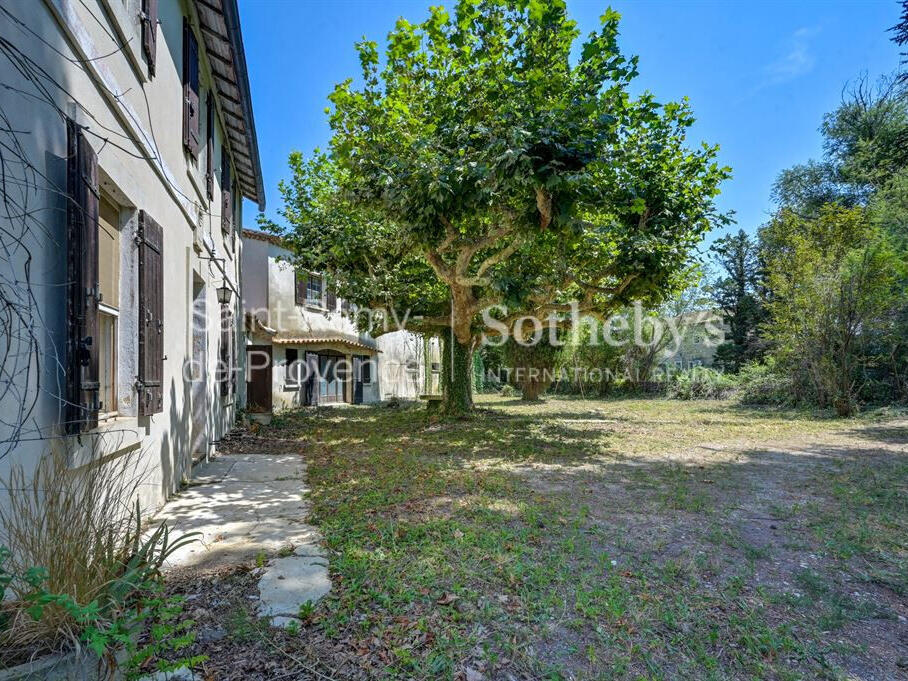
[240,236,269,313]
[376,332,438,400]
[0,0,256,516]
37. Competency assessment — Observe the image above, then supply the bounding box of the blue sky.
[238,0,904,246]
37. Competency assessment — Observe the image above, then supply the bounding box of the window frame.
[97,306,119,420]
[97,193,121,422]
[305,273,324,308]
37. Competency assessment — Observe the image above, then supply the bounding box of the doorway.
[246,345,272,412]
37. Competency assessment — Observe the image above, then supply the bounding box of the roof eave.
[221,0,264,211]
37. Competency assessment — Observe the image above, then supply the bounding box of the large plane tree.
[269,0,730,415]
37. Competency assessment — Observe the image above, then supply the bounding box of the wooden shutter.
[220,146,232,235]
[326,288,337,311]
[294,271,305,306]
[137,211,164,416]
[182,19,200,157]
[205,91,214,200]
[141,0,158,77]
[66,119,100,433]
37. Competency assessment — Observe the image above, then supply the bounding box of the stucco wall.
[377,331,428,400]
[0,0,252,516]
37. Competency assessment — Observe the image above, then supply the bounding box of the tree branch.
[437,215,458,253]
[458,235,524,286]
[424,247,454,283]
[454,224,514,278]
[536,187,552,230]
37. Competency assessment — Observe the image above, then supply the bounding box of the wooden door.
[246,345,272,412]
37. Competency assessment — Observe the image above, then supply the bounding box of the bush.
[736,360,797,406]
[0,451,201,674]
[499,384,519,398]
[665,368,738,400]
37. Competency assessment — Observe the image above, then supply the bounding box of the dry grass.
[0,448,148,661]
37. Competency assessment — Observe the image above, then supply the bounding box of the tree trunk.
[441,332,473,416]
[519,377,548,401]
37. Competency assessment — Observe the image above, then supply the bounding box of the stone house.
[241,229,439,411]
[0,0,263,513]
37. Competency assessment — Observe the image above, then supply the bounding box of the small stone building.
[241,229,439,412]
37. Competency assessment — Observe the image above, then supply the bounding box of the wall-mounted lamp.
[217,283,233,305]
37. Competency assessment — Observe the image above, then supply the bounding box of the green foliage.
[267,0,730,413]
[708,229,765,371]
[761,206,906,413]
[298,600,316,621]
[755,72,908,413]
[0,522,203,676]
[500,325,563,400]
[736,360,796,406]
[499,384,519,398]
[664,368,738,400]
[472,352,485,393]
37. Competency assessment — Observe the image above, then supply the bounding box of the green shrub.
[737,360,797,406]
[665,368,738,400]
[0,452,202,674]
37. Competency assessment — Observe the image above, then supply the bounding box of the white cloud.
[764,27,819,85]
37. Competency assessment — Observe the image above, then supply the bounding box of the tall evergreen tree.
[709,230,765,372]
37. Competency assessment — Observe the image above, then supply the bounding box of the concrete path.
[152,453,330,628]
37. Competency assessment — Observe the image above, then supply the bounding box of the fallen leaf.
[436,592,459,606]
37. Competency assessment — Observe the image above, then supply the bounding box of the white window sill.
[69,416,145,469]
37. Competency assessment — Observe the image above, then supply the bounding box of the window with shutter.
[137,211,164,416]
[205,91,214,200]
[66,119,100,433]
[326,288,337,311]
[182,18,200,157]
[141,0,158,76]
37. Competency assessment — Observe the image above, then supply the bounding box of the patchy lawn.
[187,397,907,680]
